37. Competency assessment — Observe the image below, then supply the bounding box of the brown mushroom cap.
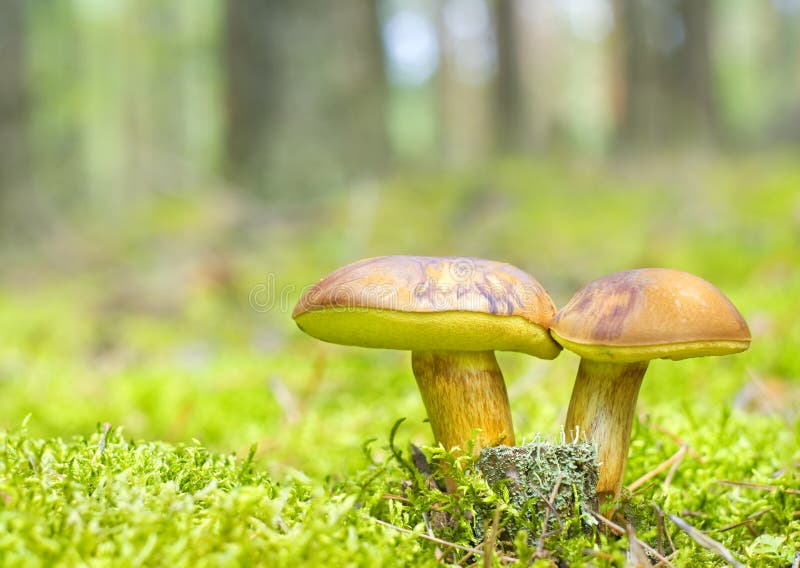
[293,255,561,359]
[551,268,751,362]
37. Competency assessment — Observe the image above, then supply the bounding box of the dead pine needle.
[92,422,112,465]
[715,507,772,534]
[368,516,517,564]
[662,447,686,490]
[483,505,501,568]
[592,511,674,567]
[669,514,744,568]
[626,524,652,567]
[716,479,800,495]
[627,446,687,493]
[652,503,676,555]
[380,493,411,505]
[651,424,705,464]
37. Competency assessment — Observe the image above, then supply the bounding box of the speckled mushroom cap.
[551,268,751,363]
[293,255,561,358]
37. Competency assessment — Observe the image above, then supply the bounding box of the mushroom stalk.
[564,359,648,501]
[411,350,515,455]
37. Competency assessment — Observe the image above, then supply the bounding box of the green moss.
[1,155,799,564]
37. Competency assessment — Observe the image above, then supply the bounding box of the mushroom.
[550,268,751,501]
[292,256,561,457]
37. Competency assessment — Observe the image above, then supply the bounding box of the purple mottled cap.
[293,255,562,358]
[551,268,751,362]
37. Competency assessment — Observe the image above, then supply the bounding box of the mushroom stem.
[564,358,649,502]
[411,350,515,455]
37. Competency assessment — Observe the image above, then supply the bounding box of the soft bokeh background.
[0,0,798,477]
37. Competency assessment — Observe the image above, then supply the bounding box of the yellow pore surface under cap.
[550,330,750,363]
[294,307,561,359]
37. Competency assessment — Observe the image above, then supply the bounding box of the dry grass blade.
[368,516,518,564]
[592,511,674,567]
[716,480,800,495]
[627,446,686,493]
[669,514,744,568]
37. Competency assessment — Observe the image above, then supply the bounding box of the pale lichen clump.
[475,442,598,539]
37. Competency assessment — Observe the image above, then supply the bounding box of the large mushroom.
[550,268,751,501]
[293,255,561,456]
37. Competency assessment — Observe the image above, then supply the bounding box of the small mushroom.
[293,255,561,456]
[550,268,751,501]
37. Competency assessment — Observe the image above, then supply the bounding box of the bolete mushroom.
[293,255,561,457]
[550,268,751,501]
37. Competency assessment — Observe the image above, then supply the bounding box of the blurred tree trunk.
[224,0,387,198]
[494,0,525,153]
[223,0,277,188]
[436,2,493,165]
[614,0,716,149]
[0,0,30,234]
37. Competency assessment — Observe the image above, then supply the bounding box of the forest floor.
[0,154,798,566]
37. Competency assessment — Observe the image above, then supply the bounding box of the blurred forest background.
[0,0,799,458]
[1,0,799,237]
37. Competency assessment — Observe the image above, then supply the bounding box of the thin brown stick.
[592,511,674,567]
[627,446,687,493]
[368,516,517,563]
[716,480,800,495]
